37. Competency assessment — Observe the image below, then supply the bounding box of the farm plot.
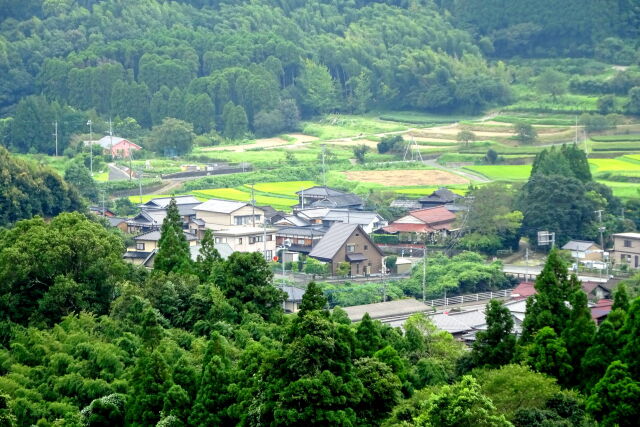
[463,165,532,181]
[345,169,469,186]
[191,188,298,209]
[249,181,315,196]
[588,158,640,172]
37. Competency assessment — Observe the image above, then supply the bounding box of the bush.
[372,234,400,245]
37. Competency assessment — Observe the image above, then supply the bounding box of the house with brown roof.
[418,187,463,208]
[381,206,457,243]
[294,186,364,210]
[309,223,384,276]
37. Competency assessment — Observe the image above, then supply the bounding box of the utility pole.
[525,247,529,281]
[86,120,93,175]
[422,243,427,303]
[108,118,114,159]
[101,191,106,216]
[53,121,58,157]
[251,184,256,227]
[138,170,143,204]
[595,209,606,263]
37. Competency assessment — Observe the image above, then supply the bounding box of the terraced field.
[463,165,533,181]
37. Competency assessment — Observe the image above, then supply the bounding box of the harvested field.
[345,169,469,186]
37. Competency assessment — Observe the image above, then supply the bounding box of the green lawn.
[463,165,532,181]
[589,158,640,172]
[597,181,640,199]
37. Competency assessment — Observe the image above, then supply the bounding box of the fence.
[425,288,513,308]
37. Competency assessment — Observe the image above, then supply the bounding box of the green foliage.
[154,198,194,275]
[0,147,84,227]
[0,213,126,326]
[586,361,640,427]
[222,102,249,140]
[526,327,572,381]
[377,135,404,154]
[514,123,537,144]
[408,251,513,299]
[298,282,328,317]
[626,86,640,115]
[474,365,561,420]
[471,300,516,368]
[149,118,194,156]
[535,70,567,101]
[457,130,477,146]
[520,249,580,342]
[352,144,370,164]
[413,375,512,426]
[561,290,596,387]
[195,229,221,282]
[64,159,98,201]
[127,349,173,426]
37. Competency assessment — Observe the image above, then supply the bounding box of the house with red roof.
[381,206,457,243]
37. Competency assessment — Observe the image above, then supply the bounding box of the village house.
[294,186,364,210]
[308,223,384,276]
[95,136,141,158]
[128,195,201,234]
[611,232,640,269]
[123,230,199,267]
[561,240,602,261]
[418,187,463,209]
[275,226,326,254]
[203,226,277,260]
[192,199,265,229]
[275,207,386,234]
[381,205,457,243]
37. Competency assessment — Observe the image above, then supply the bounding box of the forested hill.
[0,0,505,153]
[0,1,638,154]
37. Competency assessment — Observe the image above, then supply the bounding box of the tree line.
[0,197,639,425]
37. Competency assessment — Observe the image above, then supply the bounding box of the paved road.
[503,264,609,283]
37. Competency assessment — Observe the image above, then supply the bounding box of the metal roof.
[194,198,249,214]
[562,240,599,251]
[96,136,141,149]
[613,232,640,239]
[189,243,233,260]
[308,223,360,260]
[296,186,346,197]
[275,226,326,238]
[323,209,381,225]
[143,195,201,208]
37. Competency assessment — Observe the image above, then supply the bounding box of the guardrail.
[425,288,513,308]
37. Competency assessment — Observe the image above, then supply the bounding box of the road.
[503,264,609,283]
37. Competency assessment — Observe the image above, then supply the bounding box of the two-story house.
[612,232,640,269]
[207,226,277,260]
[123,230,199,266]
[193,199,265,229]
[309,223,384,276]
[275,226,326,254]
[294,186,364,210]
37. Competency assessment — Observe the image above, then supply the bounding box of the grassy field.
[589,158,640,172]
[302,114,408,140]
[600,181,640,199]
[191,188,298,209]
[249,181,315,196]
[464,165,533,181]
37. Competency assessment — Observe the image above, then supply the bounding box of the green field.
[191,188,298,209]
[589,158,640,172]
[464,165,533,181]
[302,115,408,140]
[249,181,315,196]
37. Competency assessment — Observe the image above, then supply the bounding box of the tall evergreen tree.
[189,356,231,426]
[581,317,624,392]
[526,327,573,381]
[471,299,516,368]
[195,229,221,282]
[619,297,640,379]
[297,281,327,318]
[520,248,580,343]
[127,350,173,426]
[613,283,630,312]
[356,313,384,358]
[586,361,640,426]
[154,198,193,274]
[561,290,596,386]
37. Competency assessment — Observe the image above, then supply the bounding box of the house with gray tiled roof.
[309,223,383,276]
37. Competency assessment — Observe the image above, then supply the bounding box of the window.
[297,239,305,245]
[215,237,227,244]
[264,250,272,261]
[249,235,264,244]
[624,239,632,248]
[238,238,243,244]
[234,215,262,225]
[136,242,145,250]
[267,235,273,241]
[364,244,368,250]
[347,244,355,253]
